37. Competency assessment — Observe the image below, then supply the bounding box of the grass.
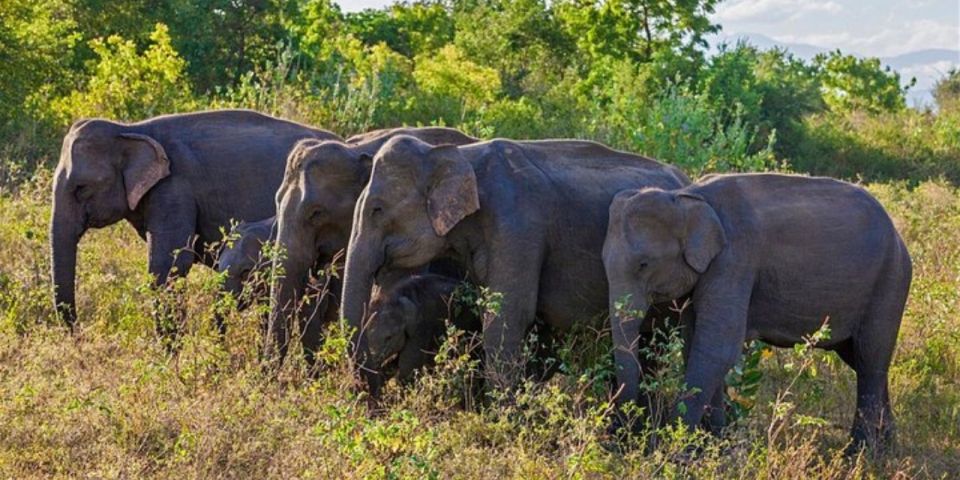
[0,169,958,478]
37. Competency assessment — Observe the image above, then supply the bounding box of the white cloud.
[900,60,959,88]
[774,19,960,57]
[715,0,843,23]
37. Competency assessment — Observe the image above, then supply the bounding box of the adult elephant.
[340,136,690,390]
[268,127,477,360]
[51,109,339,327]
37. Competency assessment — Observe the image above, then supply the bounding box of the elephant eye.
[637,262,649,271]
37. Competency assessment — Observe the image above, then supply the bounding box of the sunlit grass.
[0,172,957,478]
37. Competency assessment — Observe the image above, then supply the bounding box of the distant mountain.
[708,33,960,108]
[709,32,831,60]
[883,49,960,70]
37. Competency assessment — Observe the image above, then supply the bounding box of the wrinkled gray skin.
[51,110,339,327]
[340,135,690,391]
[603,173,912,451]
[217,216,275,308]
[365,274,480,394]
[268,127,477,360]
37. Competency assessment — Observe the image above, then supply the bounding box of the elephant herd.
[50,109,911,452]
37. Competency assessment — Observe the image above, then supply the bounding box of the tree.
[410,44,501,124]
[814,50,913,114]
[454,0,575,98]
[0,0,78,133]
[48,23,195,125]
[556,0,718,64]
[933,68,960,112]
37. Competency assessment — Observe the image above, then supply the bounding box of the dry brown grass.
[0,172,957,478]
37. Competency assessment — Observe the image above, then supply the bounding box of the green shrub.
[45,23,196,126]
[791,110,960,184]
[814,50,913,114]
[599,81,775,175]
[409,44,502,127]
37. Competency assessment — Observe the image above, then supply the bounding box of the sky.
[337,0,959,58]
[713,0,958,58]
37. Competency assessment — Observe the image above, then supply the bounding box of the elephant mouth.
[378,352,400,380]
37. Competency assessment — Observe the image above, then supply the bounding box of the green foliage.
[814,50,914,114]
[46,23,195,126]
[410,44,501,125]
[555,0,719,64]
[791,109,960,184]
[4,0,955,188]
[933,68,960,112]
[602,82,776,175]
[0,0,79,159]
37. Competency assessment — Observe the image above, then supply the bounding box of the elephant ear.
[679,193,726,274]
[426,144,479,236]
[119,133,170,210]
[354,150,374,183]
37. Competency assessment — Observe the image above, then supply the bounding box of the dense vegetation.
[1,0,958,477]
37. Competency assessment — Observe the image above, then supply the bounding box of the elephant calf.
[364,274,481,395]
[217,216,275,307]
[603,173,912,451]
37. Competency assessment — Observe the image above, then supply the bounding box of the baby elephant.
[603,173,912,451]
[217,216,275,307]
[365,274,481,396]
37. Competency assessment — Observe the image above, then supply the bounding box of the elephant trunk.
[340,231,384,381]
[266,222,317,363]
[50,184,83,327]
[609,287,649,412]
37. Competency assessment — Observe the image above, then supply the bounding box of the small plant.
[766,319,833,448]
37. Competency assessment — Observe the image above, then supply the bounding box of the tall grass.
[0,167,957,478]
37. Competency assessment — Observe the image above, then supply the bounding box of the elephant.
[51,109,339,328]
[217,216,275,308]
[602,172,912,451]
[364,274,480,394]
[339,135,690,392]
[267,127,477,360]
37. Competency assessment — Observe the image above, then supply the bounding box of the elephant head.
[340,136,479,365]
[364,288,426,386]
[217,217,274,306]
[51,119,170,326]
[268,139,372,353]
[602,188,726,404]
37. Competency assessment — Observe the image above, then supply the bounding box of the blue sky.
[337,0,958,58]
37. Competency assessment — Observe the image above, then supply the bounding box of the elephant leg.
[146,221,197,345]
[676,280,751,431]
[705,385,727,435]
[679,308,727,434]
[846,310,901,453]
[480,244,543,393]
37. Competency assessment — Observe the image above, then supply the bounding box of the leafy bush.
[45,23,195,126]
[792,109,960,184]
[598,81,775,175]
[409,44,501,126]
[814,50,913,114]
